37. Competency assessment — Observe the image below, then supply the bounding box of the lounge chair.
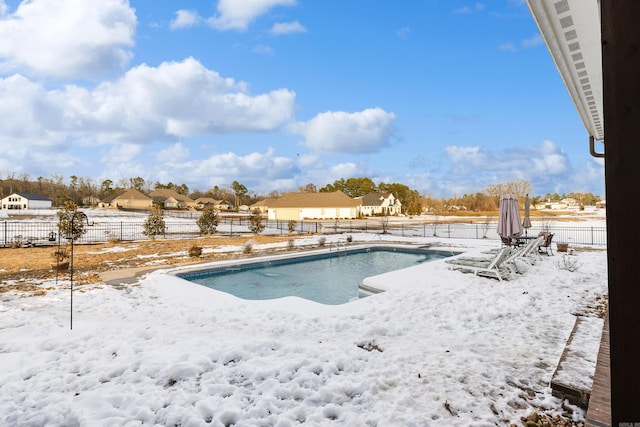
[538,232,555,255]
[504,236,545,272]
[445,246,513,281]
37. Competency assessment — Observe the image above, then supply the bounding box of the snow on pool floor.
[0,235,608,426]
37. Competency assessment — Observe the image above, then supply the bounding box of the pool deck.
[98,243,612,425]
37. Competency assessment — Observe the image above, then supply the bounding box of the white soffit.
[526,0,604,141]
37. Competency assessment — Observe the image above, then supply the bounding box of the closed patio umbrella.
[497,194,523,244]
[522,194,532,236]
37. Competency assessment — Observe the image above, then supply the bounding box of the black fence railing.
[1,218,607,248]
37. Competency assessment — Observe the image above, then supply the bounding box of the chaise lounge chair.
[445,246,513,281]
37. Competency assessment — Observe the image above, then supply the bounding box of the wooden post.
[601,0,640,424]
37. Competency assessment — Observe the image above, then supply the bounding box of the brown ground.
[0,235,299,294]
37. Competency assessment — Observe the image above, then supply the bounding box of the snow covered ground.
[0,231,607,426]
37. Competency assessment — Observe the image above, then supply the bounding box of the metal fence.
[1,218,607,247]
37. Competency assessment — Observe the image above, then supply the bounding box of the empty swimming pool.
[178,246,452,305]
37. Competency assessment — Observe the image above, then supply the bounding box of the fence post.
[448,224,451,238]
[3,221,6,246]
[401,223,404,236]
[120,221,123,241]
[591,226,594,245]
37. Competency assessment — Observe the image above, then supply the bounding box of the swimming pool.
[178,246,453,305]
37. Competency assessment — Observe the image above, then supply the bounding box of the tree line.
[0,171,601,214]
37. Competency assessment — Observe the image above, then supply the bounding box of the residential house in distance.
[112,189,153,210]
[149,189,195,209]
[267,191,361,221]
[1,192,52,210]
[194,198,233,211]
[98,193,120,208]
[357,191,402,216]
[250,198,276,213]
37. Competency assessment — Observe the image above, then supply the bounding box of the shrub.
[243,241,253,254]
[287,220,297,234]
[57,201,89,241]
[556,254,583,272]
[51,247,69,263]
[189,245,203,258]
[196,207,219,236]
[142,207,166,240]
[346,235,353,243]
[318,237,326,247]
[248,209,265,234]
[287,239,295,250]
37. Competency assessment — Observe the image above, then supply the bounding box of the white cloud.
[0,1,7,17]
[170,10,201,30]
[522,34,543,48]
[179,148,299,193]
[104,143,142,163]
[252,44,275,55]
[453,3,484,14]
[291,108,396,155]
[444,145,488,165]
[0,0,136,79]
[208,0,296,31]
[0,58,297,147]
[156,142,190,163]
[501,34,544,53]
[270,20,307,35]
[440,140,594,195]
[499,42,517,53]
[396,26,410,39]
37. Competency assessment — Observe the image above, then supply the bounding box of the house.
[194,198,233,211]
[250,198,276,213]
[112,189,153,210]
[357,191,402,216]
[98,193,120,208]
[148,189,195,209]
[1,192,52,210]
[267,191,361,221]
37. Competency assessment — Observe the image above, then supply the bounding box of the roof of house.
[148,189,194,203]
[113,189,152,201]
[359,191,394,207]
[251,198,276,208]
[100,193,121,203]
[268,191,360,208]
[526,0,603,141]
[12,192,52,201]
[195,197,218,204]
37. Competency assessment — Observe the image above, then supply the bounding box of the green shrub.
[248,209,265,234]
[196,207,219,235]
[57,201,88,241]
[142,207,166,240]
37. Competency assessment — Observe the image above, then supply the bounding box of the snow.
[0,232,608,426]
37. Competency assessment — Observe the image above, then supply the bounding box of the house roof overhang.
[526,0,603,142]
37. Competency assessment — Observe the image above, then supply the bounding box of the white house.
[357,191,402,216]
[1,192,53,210]
[267,191,361,221]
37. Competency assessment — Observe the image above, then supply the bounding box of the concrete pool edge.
[166,241,451,297]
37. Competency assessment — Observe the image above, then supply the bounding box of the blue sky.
[0,0,605,197]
